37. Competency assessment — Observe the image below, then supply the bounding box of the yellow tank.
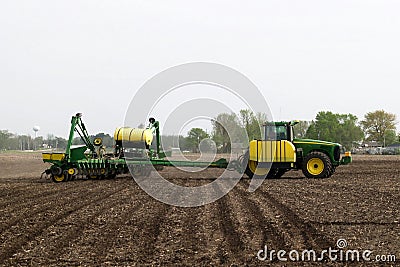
[114,127,153,146]
[249,140,296,163]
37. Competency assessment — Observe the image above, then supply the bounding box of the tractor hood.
[293,139,340,147]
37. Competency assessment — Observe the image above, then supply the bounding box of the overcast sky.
[1,0,399,138]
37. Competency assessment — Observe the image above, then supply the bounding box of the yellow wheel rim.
[248,160,269,176]
[100,169,106,174]
[54,174,65,182]
[68,168,75,175]
[94,138,102,145]
[307,158,324,175]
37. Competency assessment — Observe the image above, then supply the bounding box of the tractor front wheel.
[245,160,271,179]
[302,152,334,178]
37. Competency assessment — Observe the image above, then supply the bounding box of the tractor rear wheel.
[302,152,333,178]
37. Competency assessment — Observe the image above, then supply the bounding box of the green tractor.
[245,121,352,179]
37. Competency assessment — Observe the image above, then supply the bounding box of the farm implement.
[41,113,230,182]
[42,113,352,182]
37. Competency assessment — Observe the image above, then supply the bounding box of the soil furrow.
[56,193,150,266]
[215,194,245,264]
[0,182,128,265]
[0,185,97,233]
[179,179,208,259]
[0,184,39,198]
[120,201,170,265]
[241,180,333,251]
[81,193,145,265]
[234,181,288,251]
[146,179,208,265]
[0,185,78,211]
[40,187,135,263]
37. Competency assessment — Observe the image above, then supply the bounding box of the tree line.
[0,132,115,151]
[180,109,399,152]
[1,109,398,152]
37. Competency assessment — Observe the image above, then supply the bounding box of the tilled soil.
[0,153,399,266]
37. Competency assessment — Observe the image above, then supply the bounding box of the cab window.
[275,126,287,140]
[264,125,287,140]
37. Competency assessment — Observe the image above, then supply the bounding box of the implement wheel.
[302,151,333,178]
[51,173,66,183]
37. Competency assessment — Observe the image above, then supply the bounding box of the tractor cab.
[246,121,299,179]
[263,120,299,141]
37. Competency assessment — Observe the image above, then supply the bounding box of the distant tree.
[8,135,19,150]
[337,114,365,148]
[0,131,67,151]
[41,135,64,150]
[17,135,32,150]
[45,134,54,146]
[54,137,68,149]
[239,109,253,134]
[382,130,398,146]
[33,136,44,150]
[239,109,264,140]
[160,135,175,150]
[72,136,84,145]
[160,135,188,150]
[178,136,190,151]
[211,113,245,153]
[0,130,12,150]
[186,128,209,153]
[306,111,364,149]
[293,121,311,138]
[361,110,397,146]
[306,111,338,140]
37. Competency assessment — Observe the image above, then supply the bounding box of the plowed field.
[0,153,398,266]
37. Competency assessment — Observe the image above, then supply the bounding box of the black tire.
[265,168,287,179]
[274,169,287,178]
[302,151,334,178]
[245,162,275,179]
[244,169,251,178]
[331,166,336,176]
[266,168,278,179]
[245,165,255,178]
